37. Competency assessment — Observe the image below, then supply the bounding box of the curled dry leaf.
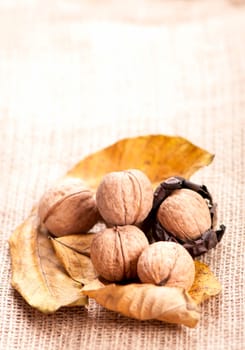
[82,261,221,327]
[50,234,98,285]
[189,261,222,304]
[9,212,87,313]
[67,135,214,190]
[82,281,200,328]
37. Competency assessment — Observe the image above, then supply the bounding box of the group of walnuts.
[38,169,213,292]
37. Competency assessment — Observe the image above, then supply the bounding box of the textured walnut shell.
[90,225,149,282]
[38,177,99,237]
[157,189,211,241]
[137,241,195,290]
[96,169,153,226]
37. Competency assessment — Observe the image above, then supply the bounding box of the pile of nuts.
[38,169,218,291]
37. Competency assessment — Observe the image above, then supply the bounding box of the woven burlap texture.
[0,1,244,349]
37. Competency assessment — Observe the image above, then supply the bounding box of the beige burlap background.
[0,1,244,349]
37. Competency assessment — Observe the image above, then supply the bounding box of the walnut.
[157,188,211,241]
[90,225,149,282]
[137,241,195,290]
[96,169,153,226]
[38,177,99,237]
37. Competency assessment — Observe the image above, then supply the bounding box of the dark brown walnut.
[38,177,99,237]
[96,169,153,226]
[142,177,226,257]
[157,189,211,241]
[90,225,149,282]
[137,241,195,291]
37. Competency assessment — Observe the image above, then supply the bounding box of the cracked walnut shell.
[96,169,153,226]
[137,241,195,290]
[38,177,99,237]
[157,188,211,241]
[90,225,149,282]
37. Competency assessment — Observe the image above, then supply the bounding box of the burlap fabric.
[0,1,244,349]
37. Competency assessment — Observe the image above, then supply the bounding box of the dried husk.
[142,176,226,257]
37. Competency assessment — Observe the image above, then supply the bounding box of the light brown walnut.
[38,177,99,237]
[96,169,153,226]
[90,225,149,282]
[157,188,211,241]
[137,241,195,290]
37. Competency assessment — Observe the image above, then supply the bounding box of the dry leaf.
[67,135,214,190]
[82,261,221,327]
[9,212,87,313]
[51,234,98,285]
[82,281,200,328]
[189,261,222,304]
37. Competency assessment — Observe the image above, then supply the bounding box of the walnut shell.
[38,177,99,237]
[90,225,149,282]
[157,188,211,241]
[137,241,195,290]
[96,169,153,226]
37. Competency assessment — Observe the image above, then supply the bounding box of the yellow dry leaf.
[82,281,200,328]
[9,212,87,313]
[189,261,222,304]
[67,135,214,190]
[51,234,98,285]
[82,260,221,327]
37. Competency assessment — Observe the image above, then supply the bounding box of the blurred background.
[1,0,244,129]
